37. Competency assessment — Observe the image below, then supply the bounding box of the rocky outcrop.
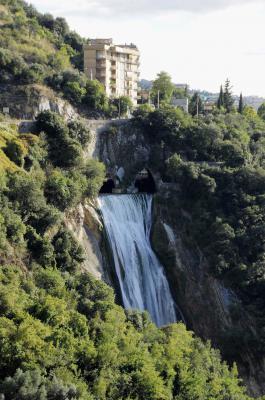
[151,193,265,397]
[65,201,104,279]
[0,84,77,120]
[84,119,151,185]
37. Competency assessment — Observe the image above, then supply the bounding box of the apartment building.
[84,39,140,106]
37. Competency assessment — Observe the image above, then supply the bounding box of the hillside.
[1,1,265,399]
[0,0,131,119]
[0,0,84,82]
[0,109,255,399]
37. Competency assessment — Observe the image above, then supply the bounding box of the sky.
[30,0,265,96]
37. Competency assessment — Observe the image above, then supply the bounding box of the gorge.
[2,1,265,397]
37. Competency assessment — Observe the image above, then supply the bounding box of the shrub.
[36,111,83,168]
[45,169,85,211]
[52,228,84,272]
[4,140,26,167]
[83,80,109,111]
[68,120,90,146]
[83,159,105,197]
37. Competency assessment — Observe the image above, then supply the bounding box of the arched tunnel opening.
[134,169,156,194]
[99,176,116,194]
[99,168,157,194]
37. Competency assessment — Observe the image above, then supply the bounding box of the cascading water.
[98,194,178,327]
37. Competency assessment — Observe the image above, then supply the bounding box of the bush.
[83,80,109,111]
[52,228,84,272]
[68,120,90,146]
[111,96,133,117]
[1,207,26,244]
[45,169,86,211]
[25,227,55,267]
[83,159,105,197]
[4,140,26,167]
[36,111,83,167]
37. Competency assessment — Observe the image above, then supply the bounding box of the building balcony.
[97,61,106,67]
[96,72,106,79]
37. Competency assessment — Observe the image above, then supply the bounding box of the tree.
[151,71,175,106]
[243,105,257,120]
[83,80,108,111]
[68,120,91,146]
[84,159,106,197]
[257,102,265,120]
[189,92,203,116]
[52,228,84,272]
[217,85,224,109]
[36,111,83,167]
[4,140,26,167]
[238,93,244,114]
[111,96,133,117]
[223,79,234,112]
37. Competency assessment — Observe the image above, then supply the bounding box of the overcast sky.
[30,0,265,96]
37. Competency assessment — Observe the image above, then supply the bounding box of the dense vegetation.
[1,1,265,397]
[0,0,132,116]
[133,102,265,359]
[0,110,254,399]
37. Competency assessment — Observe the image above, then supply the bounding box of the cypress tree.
[223,79,234,112]
[217,85,224,109]
[189,92,203,116]
[238,93,244,114]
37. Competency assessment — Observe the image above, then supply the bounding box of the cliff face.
[84,119,151,184]
[65,201,104,280]
[0,84,77,120]
[151,193,265,397]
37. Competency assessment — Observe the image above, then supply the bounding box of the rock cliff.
[151,192,265,397]
[65,201,104,280]
[0,84,77,120]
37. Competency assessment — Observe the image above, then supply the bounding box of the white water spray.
[98,194,177,327]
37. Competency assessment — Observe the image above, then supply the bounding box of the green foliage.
[68,120,90,146]
[134,106,265,359]
[217,85,224,109]
[189,92,203,116]
[0,368,91,400]
[83,79,109,111]
[4,139,26,167]
[36,111,83,167]
[0,110,104,267]
[1,206,26,244]
[84,159,106,198]
[258,102,265,120]
[224,79,234,112]
[111,96,133,117]
[47,69,87,105]
[151,71,175,105]
[0,113,254,400]
[238,93,244,114]
[0,264,250,400]
[0,0,107,113]
[45,169,85,211]
[52,227,84,272]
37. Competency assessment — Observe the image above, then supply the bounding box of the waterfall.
[98,194,177,327]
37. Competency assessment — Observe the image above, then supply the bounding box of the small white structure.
[116,166,125,182]
[171,98,189,113]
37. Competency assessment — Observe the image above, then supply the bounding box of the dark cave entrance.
[134,169,156,194]
[99,178,116,194]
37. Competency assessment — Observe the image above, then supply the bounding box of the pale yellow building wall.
[84,40,140,106]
